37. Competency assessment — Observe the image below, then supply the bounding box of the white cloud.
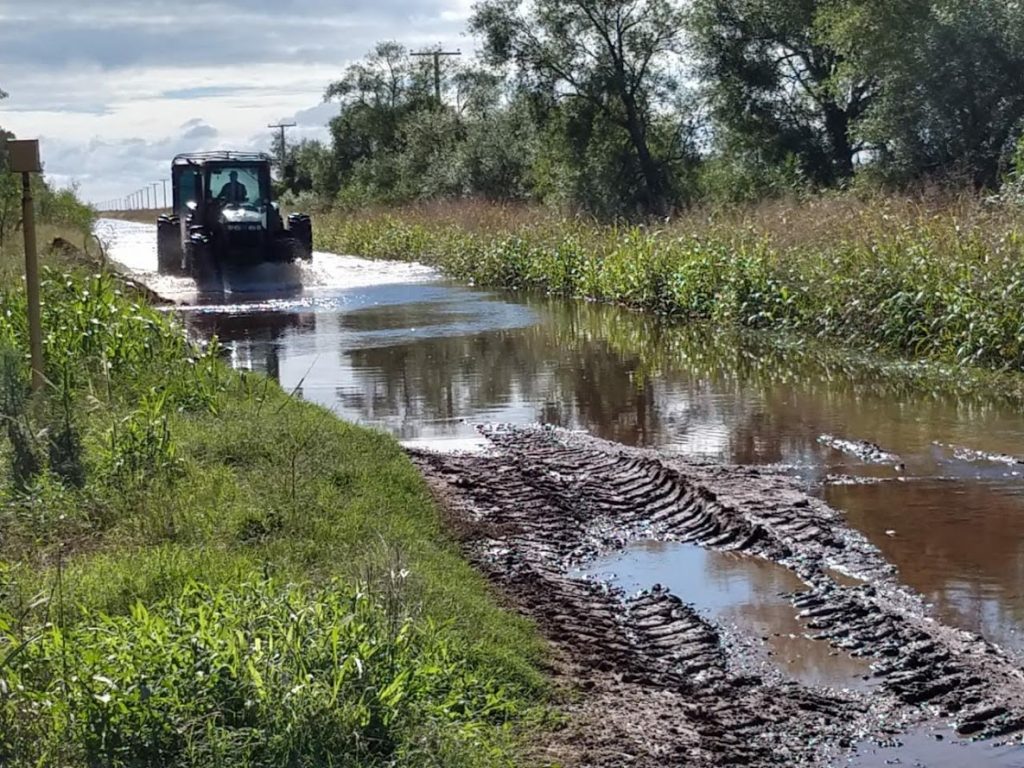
[0,0,476,203]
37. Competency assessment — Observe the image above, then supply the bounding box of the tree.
[688,0,875,187]
[323,42,433,181]
[279,140,330,197]
[0,127,21,246]
[471,0,689,214]
[824,0,1024,187]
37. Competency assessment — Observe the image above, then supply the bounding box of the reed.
[318,195,1024,372]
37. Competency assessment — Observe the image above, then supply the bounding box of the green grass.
[316,196,1024,374]
[0,237,549,766]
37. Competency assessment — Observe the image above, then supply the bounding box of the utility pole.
[267,122,296,173]
[161,179,168,209]
[151,182,160,210]
[411,48,461,104]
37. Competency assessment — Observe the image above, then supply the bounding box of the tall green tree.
[688,0,875,186]
[824,0,1024,187]
[470,0,689,214]
[322,42,435,191]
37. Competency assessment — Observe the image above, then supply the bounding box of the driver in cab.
[217,171,248,204]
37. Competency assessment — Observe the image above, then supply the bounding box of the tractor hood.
[221,207,266,227]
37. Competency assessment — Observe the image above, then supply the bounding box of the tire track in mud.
[412,426,1024,766]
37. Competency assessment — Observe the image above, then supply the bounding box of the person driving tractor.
[217,171,248,204]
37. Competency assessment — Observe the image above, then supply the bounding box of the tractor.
[156,152,312,285]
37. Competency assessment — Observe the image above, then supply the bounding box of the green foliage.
[284,1,1024,212]
[823,0,1024,187]
[38,183,96,242]
[687,0,871,187]
[317,200,1024,371]
[0,343,41,490]
[1,578,531,767]
[470,0,691,215]
[0,129,20,246]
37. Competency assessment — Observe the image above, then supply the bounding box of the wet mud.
[933,441,1024,466]
[818,434,903,466]
[411,426,1024,767]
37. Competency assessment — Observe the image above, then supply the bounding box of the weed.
[316,196,1024,372]
[0,344,41,491]
[1,578,532,767]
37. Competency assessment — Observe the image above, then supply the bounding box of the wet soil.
[411,426,1024,767]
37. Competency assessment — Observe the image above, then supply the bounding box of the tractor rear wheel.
[287,213,313,261]
[156,215,182,274]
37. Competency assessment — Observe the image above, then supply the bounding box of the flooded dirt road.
[98,219,1024,765]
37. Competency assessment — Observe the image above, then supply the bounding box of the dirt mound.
[411,425,1024,766]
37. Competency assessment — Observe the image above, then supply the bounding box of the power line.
[411,49,461,104]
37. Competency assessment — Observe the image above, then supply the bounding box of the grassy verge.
[316,197,1024,375]
[0,233,548,766]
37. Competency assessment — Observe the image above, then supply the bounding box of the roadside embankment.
[317,197,1024,375]
[0,234,547,766]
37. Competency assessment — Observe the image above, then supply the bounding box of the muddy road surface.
[413,426,1024,766]
[98,218,1024,766]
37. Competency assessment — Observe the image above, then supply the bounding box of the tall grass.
[318,196,1024,372]
[0,252,547,765]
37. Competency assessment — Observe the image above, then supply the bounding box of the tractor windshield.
[208,165,267,208]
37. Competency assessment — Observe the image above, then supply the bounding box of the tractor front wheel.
[156,215,182,275]
[185,237,222,292]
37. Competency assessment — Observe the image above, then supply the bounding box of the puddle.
[840,725,1024,767]
[577,540,874,690]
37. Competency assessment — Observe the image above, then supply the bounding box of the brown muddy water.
[100,219,1024,762]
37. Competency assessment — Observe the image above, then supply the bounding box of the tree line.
[280,0,1024,216]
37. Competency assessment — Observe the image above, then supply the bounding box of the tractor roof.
[172,151,271,167]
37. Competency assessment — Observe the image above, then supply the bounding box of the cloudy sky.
[0,0,473,204]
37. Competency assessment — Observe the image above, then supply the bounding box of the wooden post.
[21,173,42,389]
[9,139,44,389]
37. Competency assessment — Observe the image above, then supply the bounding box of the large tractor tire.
[156,215,183,275]
[185,236,222,293]
[287,213,313,261]
[273,236,307,264]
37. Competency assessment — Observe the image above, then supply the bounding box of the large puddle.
[577,541,874,690]
[100,219,1024,755]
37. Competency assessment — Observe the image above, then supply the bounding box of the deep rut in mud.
[411,426,1024,767]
